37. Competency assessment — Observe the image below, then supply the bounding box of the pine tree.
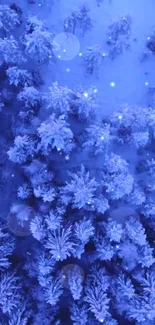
[61,165,98,209]
[83,45,104,74]
[0,5,20,35]
[23,27,54,63]
[7,135,35,164]
[37,114,74,154]
[0,36,24,65]
[6,67,33,87]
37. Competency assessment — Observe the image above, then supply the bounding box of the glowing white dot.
[116,245,120,249]
[84,92,88,98]
[65,155,70,160]
[66,68,70,72]
[11,174,14,178]
[102,53,106,57]
[49,55,52,58]
[57,148,61,151]
[109,36,112,39]
[118,115,122,119]
[93,88,98,93]
[58,55,61,58]
[110,82,115,87]
[101,136,104,140]
[87,201,91,204]
[79,52,83,56]
[100,320,104,323]
[63,49,67,53]
[145,81,149,86]
[38,3,42,6]
[65,24,68,28]
[147,37,150,40]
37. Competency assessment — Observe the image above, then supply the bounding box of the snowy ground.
[13,0,155,116]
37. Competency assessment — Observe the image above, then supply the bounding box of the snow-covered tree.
[70,303,88,325]
[0,273,21,314]
[131,131,149,149]
[83,45,104,74]
[64,5,93,36]
[105,172,134,199]
[74,218,95,258]
[37,114,74,154]
[23,27,54,63]
[6,67,33,87]
[68,265,84,300]
[43,82,74,115]
[0,5,20,35]
[93,195,110,214]
[45,208,63,231]
[30,215,46,241]
[45,225,75,261]
[17,86,41,108]
[73,86,99,121]
[84,270,110,323]
[0,36,24,65]
[44,276,63,306]
[17,183,32,199]
[83,123,113,154]
[25,15,45,33]
[107,15,132,58]
[33,184,56,202]
[0,220,15,270]
[61,165,98,209]
[104,152,129,174]
[7,135,35,164]
[24,159,53,188]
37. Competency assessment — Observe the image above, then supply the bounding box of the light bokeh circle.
[7,204,35,237]
[53,32,80,60]
[60,264,85,289]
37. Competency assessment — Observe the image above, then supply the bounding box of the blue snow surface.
[1,0,155,325]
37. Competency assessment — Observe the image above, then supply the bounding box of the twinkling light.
[63,49,67,53]
[58,55,61,58]
[38,3,42,6]
[66,68,70,72]
[102,53,106,56]
[100,136,104,140]
[49,55,52,58]
[118,115,122,119]
[147,36,150,40]
[93,88,98,93]
[145,81,149,86]
[110,82,115,87]
[84,92,88,98]
[79,52,83,56]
